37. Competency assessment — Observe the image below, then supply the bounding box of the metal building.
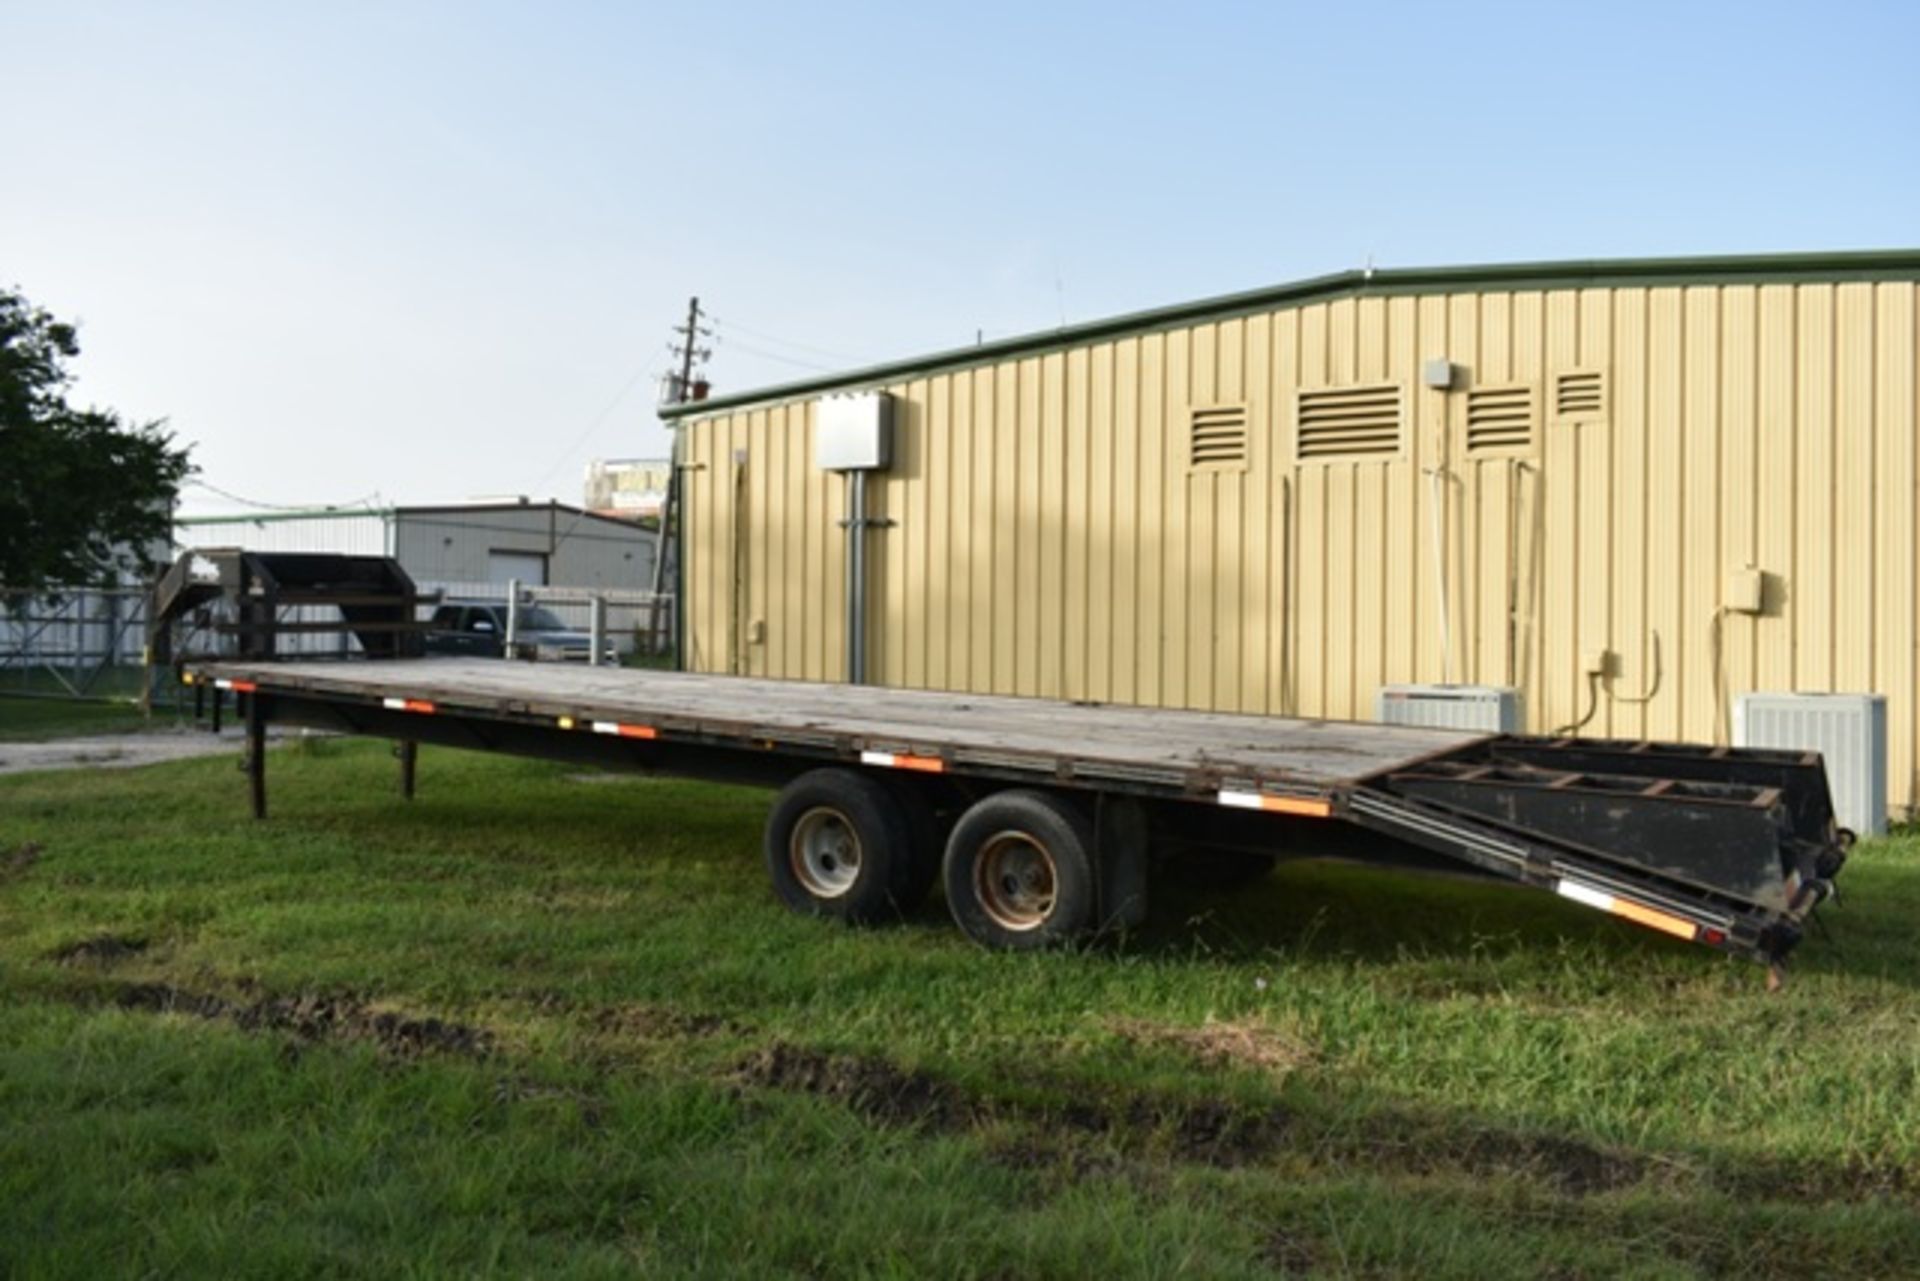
[176,501,658,590]
[389,502,656,589]
[671,251,1920,817]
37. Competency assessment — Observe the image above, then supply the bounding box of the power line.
[185,478,384,513]
[709,315,869,364]
[713,334,842,373]
[522,363,656,493]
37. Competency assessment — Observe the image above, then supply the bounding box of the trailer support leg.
[245,694,266,820]
[398,740,418,801]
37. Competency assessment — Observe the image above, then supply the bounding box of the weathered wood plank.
[202,659,1483,787]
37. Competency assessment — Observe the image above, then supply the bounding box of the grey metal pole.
[645,442,676,655]
[846,471,866,684]
[589,595,606,667]
[505,580,520,655]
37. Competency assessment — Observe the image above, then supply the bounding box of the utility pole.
[647,297,709,658]
[673,296,706,402]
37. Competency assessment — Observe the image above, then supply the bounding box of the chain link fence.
[0,587,173,708]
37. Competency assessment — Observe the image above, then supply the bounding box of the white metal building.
[174,501,658,590]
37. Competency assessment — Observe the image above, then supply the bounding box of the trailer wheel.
[943,790,1097,950]
[765,769,920,924]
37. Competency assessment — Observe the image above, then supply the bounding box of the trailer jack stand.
[396,740,418,801]
[244,693,266,820]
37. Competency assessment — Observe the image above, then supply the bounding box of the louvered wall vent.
[1295,384,1403,461]
[1464,384,1536,454]
[1553,369,1607,422]
[1189,405,1249,468]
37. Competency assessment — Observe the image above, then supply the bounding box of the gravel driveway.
[0,727,282,774]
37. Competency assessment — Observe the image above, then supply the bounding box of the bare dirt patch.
[2,841,42,881]
[1109,1015,1317,1078]
[591,1002,738,1040]
[1407,1127,1649,1197]
[731,1042,970,1129]
[50,934,149,966]
[112,982,493,1059]
[728,1038,1672,1197]
[1715,1149,1917,1206]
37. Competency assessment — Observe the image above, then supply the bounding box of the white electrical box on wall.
[1734,692,1887,836]
[815,391,894,472]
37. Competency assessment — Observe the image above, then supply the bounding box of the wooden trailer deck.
[195,658,1486,797]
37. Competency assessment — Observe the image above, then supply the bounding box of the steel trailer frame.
[179,653,1846,981]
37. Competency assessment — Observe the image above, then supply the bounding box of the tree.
[0,286,192,593]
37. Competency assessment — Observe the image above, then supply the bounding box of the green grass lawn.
[2,742,1916,1278]
[0,695,162,741]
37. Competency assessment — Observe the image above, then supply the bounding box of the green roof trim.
[660,248,1920,423]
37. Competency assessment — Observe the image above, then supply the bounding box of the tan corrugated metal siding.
[682,278,1920,816]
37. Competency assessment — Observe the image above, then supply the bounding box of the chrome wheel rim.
[791,807,862,898]
[975,831,1057,931]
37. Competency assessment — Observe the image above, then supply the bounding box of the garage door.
[488,550,548,586]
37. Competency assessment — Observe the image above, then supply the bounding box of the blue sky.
[4,1,1915,513]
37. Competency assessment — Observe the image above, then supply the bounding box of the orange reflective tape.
[1218,789,1331,817]
[230,680,258,694]
[860,750,945,773]
[591,720,657,739]
[1609,897,1699,941]
[1265,796,1332,818]
[383,697,436,714]
[1558,878,1701,943]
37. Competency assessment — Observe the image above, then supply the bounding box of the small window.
[430,605,461,628]
[1464,384,1537,455]
[1189,405,1249,469]
[1295,384,1403,461]
[1553,369,1607,423]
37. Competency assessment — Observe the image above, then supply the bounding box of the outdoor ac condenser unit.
[1375,685,1522,733]
[1733,692,1887,837]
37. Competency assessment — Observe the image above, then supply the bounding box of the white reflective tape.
[1217,790,1265,811]
[592,721,620,735]
[859,751,895,767]
[1555,879,1615,912]
[382,697,407,710]
[215,679,235,691]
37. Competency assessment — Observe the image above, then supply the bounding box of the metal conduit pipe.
[845,471,867,684]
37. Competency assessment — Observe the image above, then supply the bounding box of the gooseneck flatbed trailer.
[174,653,1849,981]
[151,552,1847,982]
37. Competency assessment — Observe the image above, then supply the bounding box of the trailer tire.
[943,790,1097,950]
[766,769,920,925]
